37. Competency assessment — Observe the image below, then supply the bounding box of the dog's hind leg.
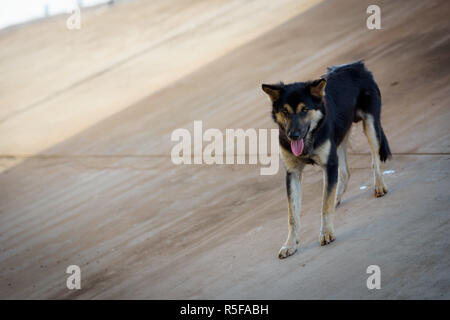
[279,165,305,259]
[335,130,351,207]
[363,114,388,197]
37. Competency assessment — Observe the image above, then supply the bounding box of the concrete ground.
[0,0,449,299]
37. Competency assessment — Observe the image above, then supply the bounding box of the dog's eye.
[301,107,309,113]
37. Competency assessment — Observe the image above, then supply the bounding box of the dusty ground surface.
[0,0,449,299]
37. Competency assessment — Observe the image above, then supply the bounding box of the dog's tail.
[378,124,392,162]
[360,66,392,162]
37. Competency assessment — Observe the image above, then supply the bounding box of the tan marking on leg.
[319,168,337,246]
[279,167,304,259]
[336,129,351,206]
[363,115,388,197]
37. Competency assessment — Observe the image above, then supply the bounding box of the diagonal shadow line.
[0,152,448,159]
[3,0,447,175]
[0,1,332,175]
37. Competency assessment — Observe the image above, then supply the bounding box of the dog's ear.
[262,84,282,102]
[309,78,326,99]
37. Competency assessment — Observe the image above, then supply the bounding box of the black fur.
[326,152,339,194]
[285,171,292,198]
[263,61,392,165]
[322,60,391,160]
[262,62,392,256]
[378,126,391,161]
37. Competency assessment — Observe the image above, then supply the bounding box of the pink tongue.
[291,139,304,156]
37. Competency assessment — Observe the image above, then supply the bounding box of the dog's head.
[261,79,326,156]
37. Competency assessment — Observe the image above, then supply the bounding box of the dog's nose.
[288,131,300,140]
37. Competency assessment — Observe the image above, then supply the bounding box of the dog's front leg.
[279,167,304,259]
[319,157,338,246]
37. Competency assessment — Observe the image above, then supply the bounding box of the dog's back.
[323,61,391,161]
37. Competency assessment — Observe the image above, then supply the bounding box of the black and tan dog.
[262,61,391,259]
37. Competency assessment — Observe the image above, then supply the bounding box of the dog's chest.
[280,139,331,170]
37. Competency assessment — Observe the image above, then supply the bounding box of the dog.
[262,61,391,259]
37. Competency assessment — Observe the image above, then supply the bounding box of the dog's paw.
[374,183,388,197]
[319,230,336,246]
[278,244,298,259]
